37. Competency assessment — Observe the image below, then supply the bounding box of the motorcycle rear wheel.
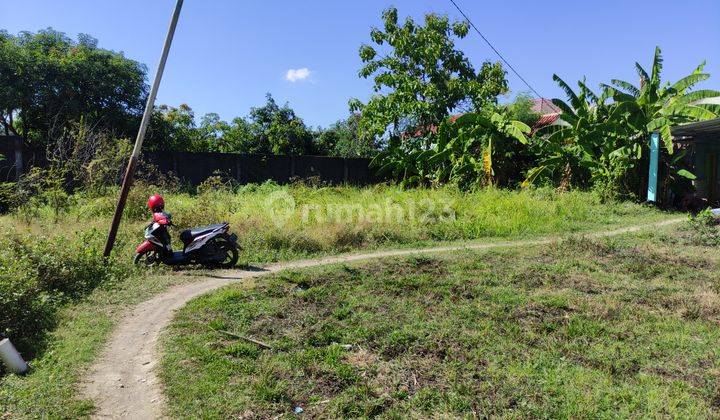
[134,250,160,267]
[205,236,239,269]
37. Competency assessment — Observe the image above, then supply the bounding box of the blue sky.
[2,1,719,128]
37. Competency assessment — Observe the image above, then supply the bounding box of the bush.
[0,182,15,214]
[0,228,134,359]
[685,209,720,246]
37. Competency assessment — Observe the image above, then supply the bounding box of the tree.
[350,7,508,141]
[244,94,315,155]
[525,48,719,200]
[0,29,147,144]
[603,47,719,153]
[524,76,617,189]
[211,117,254,154]
[146,104,201,152]
[505,92,541,127]
[314,114,378,157]
[373,107,529,188]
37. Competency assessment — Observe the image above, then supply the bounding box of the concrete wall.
[0,136,374,186]
[143,152,373,186]
[691,136,720,203]
[0,136,47,182]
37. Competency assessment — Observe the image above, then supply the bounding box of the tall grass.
[0,229,135,361]
[1,183,667,361]
[0,183,673,416]
[7,183,668,265]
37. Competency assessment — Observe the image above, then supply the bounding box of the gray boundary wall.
[142,152,373,186]
[0,137,373,185]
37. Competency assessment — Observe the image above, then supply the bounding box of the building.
[530,99,564,132]
[671,118,720,205]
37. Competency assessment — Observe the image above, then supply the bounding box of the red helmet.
[147,194,164,212]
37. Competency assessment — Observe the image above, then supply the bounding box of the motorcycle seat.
[180,223,228,245]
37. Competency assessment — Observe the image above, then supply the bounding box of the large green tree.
[146,104,205,152]
[350,7,508,140]
[0,29,147,144]
[314,114,378,158]
[243,94,315,155]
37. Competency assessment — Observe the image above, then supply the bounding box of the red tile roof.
[531,98,562,115]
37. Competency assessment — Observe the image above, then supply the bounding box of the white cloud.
[285,68,311,82]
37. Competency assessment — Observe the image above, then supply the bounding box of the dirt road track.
[81,218,683,419]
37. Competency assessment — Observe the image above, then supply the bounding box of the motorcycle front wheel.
[134,250,160,267]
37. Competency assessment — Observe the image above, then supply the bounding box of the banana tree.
[432,110,530,188]
[371,135,435,187]
[602,46,719,153]
[524,75,619,188]
[371,108,530,188]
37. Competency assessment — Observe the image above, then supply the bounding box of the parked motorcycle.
[134,220,239,268]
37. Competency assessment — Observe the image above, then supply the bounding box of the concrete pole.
[647,132,660,202]
[103,0,184,257]
[0,338,28,375]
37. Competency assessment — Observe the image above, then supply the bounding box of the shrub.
[196,171,236,195]
[0,182,16,214]
[685,209,720,246]
[0,228,134,359]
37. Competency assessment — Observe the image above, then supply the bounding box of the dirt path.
[81,218,683,419]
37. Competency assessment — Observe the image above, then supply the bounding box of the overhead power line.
[448,0,545,100]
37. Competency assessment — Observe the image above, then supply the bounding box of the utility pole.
[103,0,184,257]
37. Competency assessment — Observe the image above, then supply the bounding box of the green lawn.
[2,184,672,265]
[0,185,677,418]
[160,224,720,418]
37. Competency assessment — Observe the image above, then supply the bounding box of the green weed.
[160,229,720,418]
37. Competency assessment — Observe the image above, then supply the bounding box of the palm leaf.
[635,62,650,86]
[660,124,673,153]
[426,148,452,166]
[650,46,663,84]
[578,80,600,104]
[671,73,710,93]
[609,79,640,97]
[698,103,720,114]
[675,89,720,105]
[522,165,549,187]
[553,74,581,109]
[662,104,717,120]
[506,121,530,144]
[647,116,671,131]
[546,127,572,145]
[691,60,707,75]
[550,98,577,122]
[676,169,697,180]
[602,84,637,103]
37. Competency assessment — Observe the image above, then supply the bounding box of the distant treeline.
[0,29,377,158]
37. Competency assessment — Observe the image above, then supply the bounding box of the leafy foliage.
[0,229,133,358]
[314,114,378,158]
[0,29,147,144]
[350,7,508,140]
[525,47,718,200]
[603,47,719,153]
[373,108,529,189]
[145,95,352,156]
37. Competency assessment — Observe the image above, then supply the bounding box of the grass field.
[0,185,677,418]
[160,223,720,418]
[2,183,671,264]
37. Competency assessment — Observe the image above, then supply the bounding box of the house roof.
[531,98,562,115]
[672,118,720,138]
